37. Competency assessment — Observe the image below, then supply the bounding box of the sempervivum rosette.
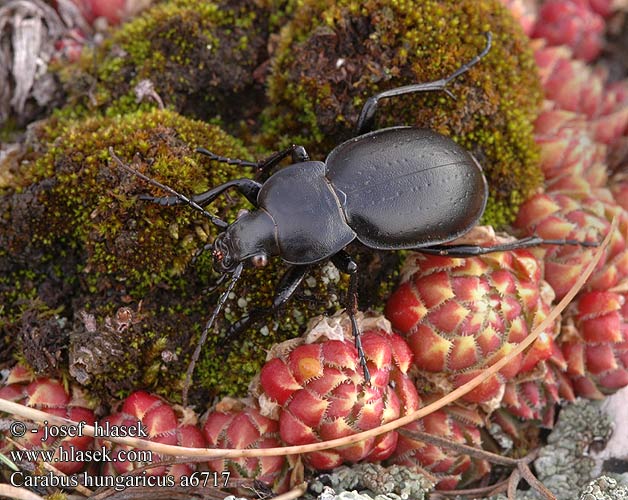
[496,331,574,431]
[514,191,627,300]
[512,0,628,404]
[203,398,296,494]
[534,109,608,193]
[611,175,628,211]
[388,402,491,490]
[560,291,628,399]
[532,0,605,62]
[99,391,205,479]
[534,44,628,146]
[514,192,627,405]
[385,249,559,409]
[0,365,96,474]
[254,313,420,470]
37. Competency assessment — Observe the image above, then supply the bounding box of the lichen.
[55,0,271,136]
[532,401,613,497]
[580,477,628,500]
[260,0,543,227]
[487,400,614,500]
[306,463,434,500]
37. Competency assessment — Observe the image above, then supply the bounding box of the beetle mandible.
[110,32,594,402]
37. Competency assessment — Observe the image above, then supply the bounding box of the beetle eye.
[251,254,268,268]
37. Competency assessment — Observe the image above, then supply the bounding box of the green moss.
[0,117,21,143]
[0,267,42,356]
[16,109,249,294]
[1,108,392,400]
[55,0,271,134]
[260,0,543,227]
[1,109,253,396]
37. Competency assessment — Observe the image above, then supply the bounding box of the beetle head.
[212,233,237,273]
[212,209,278,274]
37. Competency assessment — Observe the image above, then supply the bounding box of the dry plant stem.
[398,428,523,466]
[401,429,555,500]
[429,479,511,498]
[518,462,557,500]
[507,469,521,499]
[0,218,616,460]
[0,483,45,500]
[272,482,308,500]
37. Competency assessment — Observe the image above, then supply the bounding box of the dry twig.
[399,429,555,500]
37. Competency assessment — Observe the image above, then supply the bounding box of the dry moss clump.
[56,0,272,136]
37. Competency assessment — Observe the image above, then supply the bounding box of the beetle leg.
[183,261,244,406]
[198,144,310,182]
[110,148,229,229]
[271,265,313,309]
[331,251,371,385]
[220,307,270,351]
[354,32,492,135]
[418,235,598,257]
[141,178,263,207]
[252,144,311,181]
[220,265,313,353]
[196,147,259,168]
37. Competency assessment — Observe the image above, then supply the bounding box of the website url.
[10,445,153,463]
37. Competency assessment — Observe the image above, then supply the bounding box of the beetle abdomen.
[325,127,488,249]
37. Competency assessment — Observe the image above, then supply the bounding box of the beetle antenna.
[203,271,229,294]
[182,262,244,406]
[109,148,228,230]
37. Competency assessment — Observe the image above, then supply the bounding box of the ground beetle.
[110,32,594,402]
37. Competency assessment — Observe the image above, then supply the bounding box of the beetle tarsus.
[536,238,600,248]
[331,251,371,384]
[109,147,228,230]
[443,31,492,84]
[197,144,311,182]
[196,147,259,168]
[139,194,180,206]
[419,235,600,257]
[351,311,371,386]
[444,88,457,101]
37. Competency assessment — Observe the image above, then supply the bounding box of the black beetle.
[110,32,593,402]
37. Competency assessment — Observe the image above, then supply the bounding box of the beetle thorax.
[213,209,278,272]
